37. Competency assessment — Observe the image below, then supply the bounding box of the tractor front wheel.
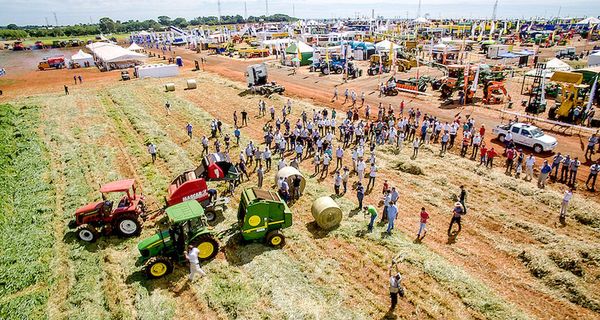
[192,236,220,261]
[266,230,286,247]
[145,256,173,279]
[114,213,142,237]
[76,224,99,242]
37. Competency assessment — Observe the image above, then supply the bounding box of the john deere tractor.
[237,187,292,247]
[138,200,219,279]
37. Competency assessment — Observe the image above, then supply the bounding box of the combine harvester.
[38,56,66,70]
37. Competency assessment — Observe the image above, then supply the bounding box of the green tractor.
[237,188,292,247]
[137,200,219,279]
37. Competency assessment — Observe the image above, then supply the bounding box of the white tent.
[545,58,572,71]
[87,43,146,70]
[127,42,144,51]
[413,17,430,24]
[375,39,401,51]
[577,17,600,25]
[71,50,94,67]
[589,52,600,67]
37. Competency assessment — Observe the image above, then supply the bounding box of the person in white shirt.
[147,143,157,163]
[278,158,287,170]
[357,159,366,185]
[335,146,344,170]
[525,155,535,181]
[560,188,573,223]
[321,153,331,178]
[412,138,420,158]
[334,171,343,195]
[367,164,377,189]
[185,245,206,281]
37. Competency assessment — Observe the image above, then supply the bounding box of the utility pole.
[44,17,49,27]
[217,0,222,23]
[89,16,92,24]
[265,0,269,16]
[292,3,295,18]
[491,0,498,20]
[417,0,422,18]
[556,6,561,19]
[53,12,58,26]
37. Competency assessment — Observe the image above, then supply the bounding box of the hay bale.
[165,83,175,91]
[186,79,197,90]
[311,196,343,230]
[275,166,305,193]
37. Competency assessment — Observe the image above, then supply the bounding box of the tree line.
[0,14,296,40]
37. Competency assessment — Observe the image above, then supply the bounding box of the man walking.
[367,163,377,190]
[241,108,248,126]
[356,182,365,209]
[447,202,464,236]
[64,85,69,95]
[538,160,552,188]
[147,142,157,163]
[386,202,398,235]
[458,186,467,214]
[417,207,429,240]
[334,171,342,196]
[165,101,171,115]
[335,145,344,170]
[568,157,581,186]
[388,263,404,311]
[186,123,193,140]
[587,160,599,191]
[185,245,206,281]
[525,154,535,181]
[559,188,573,223]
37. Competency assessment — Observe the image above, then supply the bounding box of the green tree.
[99,17,116,33]
[6,23,19,30]
[172,17,188,28]
[158,16,172,26]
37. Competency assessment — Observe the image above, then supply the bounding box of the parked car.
[492,122,558,153]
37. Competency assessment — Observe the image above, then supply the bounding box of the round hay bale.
[274,166,305,193]
[186,79,197,89]
[311,196,343,230]
[165,83,175,91]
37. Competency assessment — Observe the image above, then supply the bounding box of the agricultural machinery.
[138,200,219,278]
[367,54,392,76]
[555,47,579,60]
[38,56,66,70]
[237,188,292,247]
[246,63,285,95]
[344,61,363,79]
[166,152,237,222]
[12,41,25,51]
[69,179,146,242]
[320,56,346,75]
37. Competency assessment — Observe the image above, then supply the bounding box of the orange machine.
[483,81,511,104]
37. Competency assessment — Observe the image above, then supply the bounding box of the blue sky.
[1,0,598,25]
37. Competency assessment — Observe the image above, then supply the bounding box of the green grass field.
[0,70,599,319]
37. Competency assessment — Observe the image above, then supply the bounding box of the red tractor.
[69,179,146,242]
[166,153,238,222]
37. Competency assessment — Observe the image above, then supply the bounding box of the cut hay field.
[1,69,599,320]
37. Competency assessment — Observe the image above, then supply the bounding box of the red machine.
[69,179,146,242]
[483,81,511,104]
[166,153,237,222]
[38,56,66,70]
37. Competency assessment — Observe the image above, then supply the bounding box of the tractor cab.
[70,179,146,242]
[138,201,219,278]
[238,188,292,247]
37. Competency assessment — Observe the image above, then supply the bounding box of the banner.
[585,76,597,113]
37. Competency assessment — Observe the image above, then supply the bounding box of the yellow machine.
[549,71,587,119]
[396,58,417,72]
[238,48,270,58]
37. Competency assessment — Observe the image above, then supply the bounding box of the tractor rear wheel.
[191,236,219,261]
[144,256,173,279]
[266,230,286,247]
[114,213,142,237]
[76,224,99,242]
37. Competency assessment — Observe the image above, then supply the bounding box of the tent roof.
[71,49,92,60]
[286,41,313,53]
[89,43,146,63]
[127,43,143,51]
[413,17,430,24]
[545,58,572,71]
[577,17,600,25]
[375,39,401,50]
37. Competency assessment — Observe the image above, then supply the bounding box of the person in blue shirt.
[234,127,241,145]
[538,160,552,188]
[386,202,398,235]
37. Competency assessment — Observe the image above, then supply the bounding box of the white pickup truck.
[492,122,558,153]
